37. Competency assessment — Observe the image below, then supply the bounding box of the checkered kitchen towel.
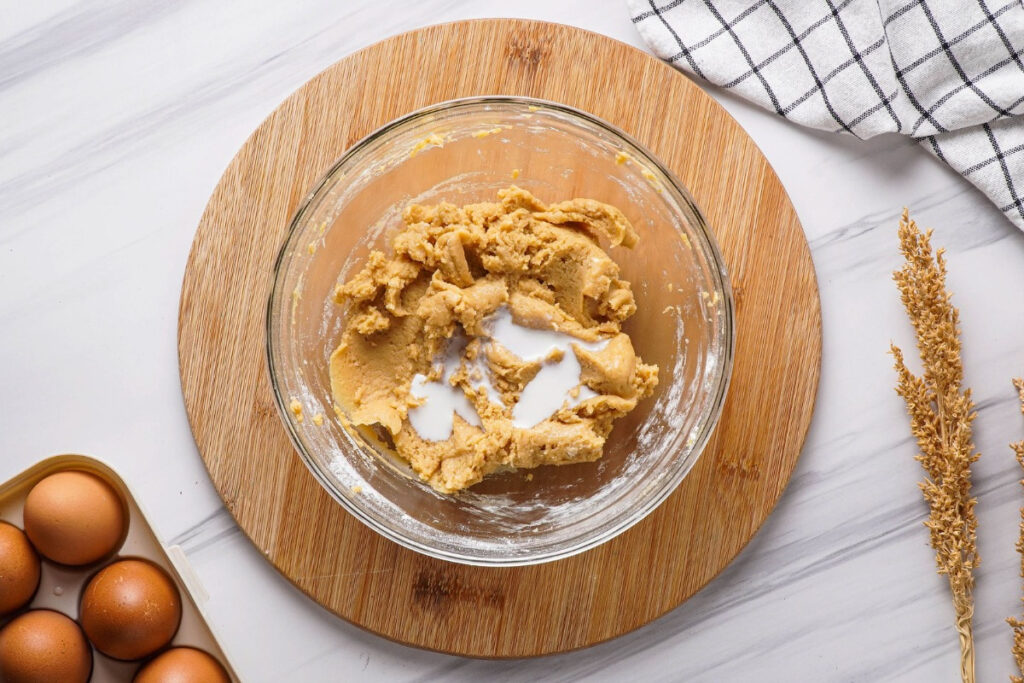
[626,0,1024,230]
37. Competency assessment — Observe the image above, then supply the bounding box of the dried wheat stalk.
[1008,378,1024,683]
[891,210,978,683]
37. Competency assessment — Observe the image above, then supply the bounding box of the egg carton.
[0,454,240,682]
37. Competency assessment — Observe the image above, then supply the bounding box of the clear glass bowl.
[266,97,733,566]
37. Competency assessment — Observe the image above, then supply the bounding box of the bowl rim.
[265,94,735,566]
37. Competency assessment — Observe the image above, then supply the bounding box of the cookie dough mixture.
[330,187,658,493]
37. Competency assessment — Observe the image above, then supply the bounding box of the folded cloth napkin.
[626,0,1024,230]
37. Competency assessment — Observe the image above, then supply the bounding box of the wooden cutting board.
[178,19,821,658]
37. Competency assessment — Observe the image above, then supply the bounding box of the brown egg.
[81,559,182,660]
[0,609,92,683]
[134,647,231,683]
[0,522,40,614]
[23,470,126,565]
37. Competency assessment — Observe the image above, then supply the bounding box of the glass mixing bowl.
[266,97,733,566]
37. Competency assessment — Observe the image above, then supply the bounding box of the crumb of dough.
[472,127,503,139]
[351,485,363,494]
[329,186,658,493]
[528,105,540,112]
[511,169,520,179]
[307,242,317,255]
[615,151,631,165]
[700,291,721,307]
[313,413,324,426]
[289,398,304,422]
[410,133,445,157]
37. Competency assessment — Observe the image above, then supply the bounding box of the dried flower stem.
[891,210,978,683]
[1008,378,1024,683]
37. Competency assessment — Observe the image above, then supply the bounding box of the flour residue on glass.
[407,305,609,440]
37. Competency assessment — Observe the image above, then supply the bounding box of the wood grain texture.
[177,19,821,658]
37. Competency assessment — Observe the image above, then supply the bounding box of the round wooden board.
[178,19,821,658]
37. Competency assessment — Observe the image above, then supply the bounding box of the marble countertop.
[3,2,1024,681]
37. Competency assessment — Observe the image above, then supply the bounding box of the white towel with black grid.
[626,0,1024,230]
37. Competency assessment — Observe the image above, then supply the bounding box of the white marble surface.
[2,1,1024,681]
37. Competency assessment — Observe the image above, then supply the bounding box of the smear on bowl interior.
[329,186,658,493]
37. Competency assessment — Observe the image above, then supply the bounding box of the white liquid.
[487,308,607,428]
[407,336,481,441]
[513,351,600,428]
[406,306,608,441]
